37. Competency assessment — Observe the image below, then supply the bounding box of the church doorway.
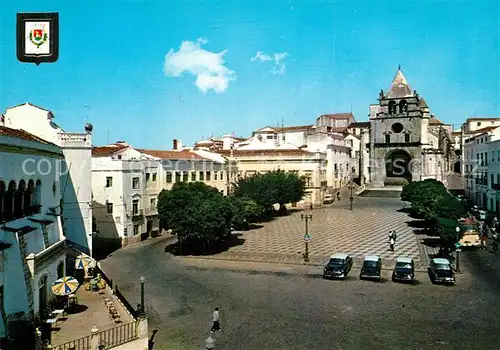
[385,150,412,183]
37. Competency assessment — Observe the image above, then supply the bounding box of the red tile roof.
[92,144,128,157]
[0,126,55,146]
[138,149,206,160]
[217,149,318,157]
[280,125,314,132]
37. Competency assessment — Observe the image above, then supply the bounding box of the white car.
[323,194,334,204]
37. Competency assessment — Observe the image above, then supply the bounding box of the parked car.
[392,257,415,283]
[359,255,382,281]
[428,258,455,285]
[323,253,353,279]
[323,194,334,204]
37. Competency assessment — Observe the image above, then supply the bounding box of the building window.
[132,199,139,215]
[214,172,218,180]
[405,134,410,143]
[477,122,481,127]
[57,261,64,279]
[106,203,113,214]
[220,172,224,180]
[0,285,6,323]
[106,177,113,187]
[388,101,397,115]
[150,197,156,208]
[152,173,157,182]
[399,100,408,113]
[385,134,390,143]
[199,171,205,181]
[175,172,181,182]
[491,174,494,186]
[391,123,404,133]
[146,173,150,182]
[166,172,172,183]
[132,177,139,189]
[182,172,188,182]
[206,172,211,181]
[191,172,196,181]
[133,225,139,235]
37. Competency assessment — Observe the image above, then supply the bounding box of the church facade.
[364,68,456,187]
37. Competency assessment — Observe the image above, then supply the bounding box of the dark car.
[359,255,382,281]
[323,253,353,279]
[428,258,455,285]
[392,257,415,283]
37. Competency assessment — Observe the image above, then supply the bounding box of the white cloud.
[251,51,289,75]
[164,38,236,93]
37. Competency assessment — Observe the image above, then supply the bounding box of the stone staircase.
[357,185,403,198]
[18,235,34,316]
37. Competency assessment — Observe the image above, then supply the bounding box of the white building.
[91,142,162,248]
[464,125,500,212]
[91,142,234,247]
[2,103,93,255]
[0,126,68,341]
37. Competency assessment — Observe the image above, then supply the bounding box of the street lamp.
[301,214,312,262]
[348,182,355,211]
[139,276,146,317]
[455,227,461,273]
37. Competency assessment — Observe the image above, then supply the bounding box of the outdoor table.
[45,318,58,329]
[51,309,65,318]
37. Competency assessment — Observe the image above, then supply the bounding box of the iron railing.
[115,285,138,319]
[52,334,92,350]
[97,321,138,349]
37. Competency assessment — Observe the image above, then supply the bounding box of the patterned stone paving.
[212,196,429,268]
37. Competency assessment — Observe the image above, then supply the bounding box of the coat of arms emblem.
[29,27,48,48]
[17,12,59,65]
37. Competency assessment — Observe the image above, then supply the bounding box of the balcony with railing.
[143,207,157,216]
[132,209,144,220]
[57,132,92,148]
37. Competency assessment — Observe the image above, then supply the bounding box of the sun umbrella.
[74,254,93,269]
[51,276,79,296]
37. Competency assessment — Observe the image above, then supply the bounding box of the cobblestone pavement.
[100,235,500,350]
[209,196,428,267]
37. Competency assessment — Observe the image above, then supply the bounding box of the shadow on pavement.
[164,234,245,256]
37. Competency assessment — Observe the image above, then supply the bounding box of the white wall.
[0,135,67,337]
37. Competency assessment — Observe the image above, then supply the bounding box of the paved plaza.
[209,196,429,267]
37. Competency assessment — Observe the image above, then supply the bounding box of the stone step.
[358,190,402,198]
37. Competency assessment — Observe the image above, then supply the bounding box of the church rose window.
[391,123,404,133]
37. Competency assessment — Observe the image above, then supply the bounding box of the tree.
[230,197,264,229]
[434,194,468,220]
[401,179,446,203]
[408,180,448,220]
[232,170,306,213]
[436,217,461,251]
[157,182,234,247]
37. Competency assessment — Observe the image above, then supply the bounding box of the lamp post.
[301,214,312,262]
[349,181,354,211]
[139,276,146,317]
[455,227,461,273]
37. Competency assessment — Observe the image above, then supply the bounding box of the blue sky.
[1,0,498,149]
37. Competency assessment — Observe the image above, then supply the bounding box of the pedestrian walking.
[336,192,341,201]
[389,237,395,252]
[210,307,220,333]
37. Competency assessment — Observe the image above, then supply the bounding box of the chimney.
[173,139,178,150]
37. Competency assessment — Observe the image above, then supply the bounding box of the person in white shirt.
[210,307,220,333]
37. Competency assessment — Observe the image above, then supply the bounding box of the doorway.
[38,276,48,319]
